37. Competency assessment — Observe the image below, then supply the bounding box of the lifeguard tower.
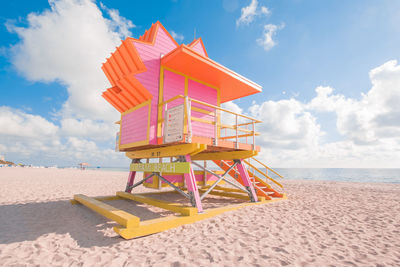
[72,22,285,239]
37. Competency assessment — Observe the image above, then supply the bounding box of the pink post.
[125,159,139,193]
[236,159,258,202]
[125,171,136,193]
[184,155,203,213]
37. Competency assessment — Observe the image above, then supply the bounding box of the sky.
[0,0,400,168]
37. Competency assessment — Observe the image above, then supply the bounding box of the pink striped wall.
[163,70,185,108]
[162,70,185,137]
[120,104,149,145]
[188,79,218,138]
[129,26,218,143]
[132,27,177,144]
[191,41,207,57]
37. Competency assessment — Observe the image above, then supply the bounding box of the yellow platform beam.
[72,192,287,239]
[73,194,140,228]
[191,150,258,161]
[125,143,207,159]
[117,191,197,216]
[114,203,253,239]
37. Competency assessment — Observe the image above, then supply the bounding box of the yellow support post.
[73,194,140,228]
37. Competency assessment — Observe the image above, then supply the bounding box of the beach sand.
[0,168,399,266]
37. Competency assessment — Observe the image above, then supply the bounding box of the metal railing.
[159,95,261,148]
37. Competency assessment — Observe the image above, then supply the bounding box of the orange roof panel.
[161,45,262,103]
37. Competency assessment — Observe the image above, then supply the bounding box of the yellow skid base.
[71,191,287,239]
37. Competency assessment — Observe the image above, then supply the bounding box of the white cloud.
[100,2,135,38]
[257,23,284,51]
[7,0,134,122]
[0,106,58,138]
[1,0,134,167]
[170,30,184,42]
[60,118,118,141]
[246,60,400,168]
[260,6,269,15]
[249,99,323,150]
[221,101,243,125]
[236,0,270,26]
[236,1,283,51]
[308,60,400,145]
[0,106,127,166]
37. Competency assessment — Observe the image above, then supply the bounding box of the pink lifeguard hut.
[72,22,285,239]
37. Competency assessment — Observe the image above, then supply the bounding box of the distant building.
[0,155,4,161]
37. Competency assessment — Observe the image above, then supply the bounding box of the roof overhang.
[161,45,262,103]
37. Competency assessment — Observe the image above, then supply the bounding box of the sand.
[0,167,399,266]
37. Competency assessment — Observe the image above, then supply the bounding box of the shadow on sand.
[0,197,172,247]
[0,192,246,247]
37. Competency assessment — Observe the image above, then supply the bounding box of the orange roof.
[101,21,262,112]
[101,37,151,113]
[102,22,179,113]
[161,45,262,103]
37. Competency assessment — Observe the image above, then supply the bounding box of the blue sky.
[1,0,400,167]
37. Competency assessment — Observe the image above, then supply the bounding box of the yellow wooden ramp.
[71,191,286,239]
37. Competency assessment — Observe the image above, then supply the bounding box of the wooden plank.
[117,192,197,216]
[119,140,149,150]
[157,66,165,138]
[73,194,140,228]
[191,116,215,125]
[190,143,207,156]
[114,203,254,239]
[125,143,206,159]
[220,124,259,134]
[191,150,258,160]
[219,133,260,140]
[191,106,214,115]
[72,192,286,240]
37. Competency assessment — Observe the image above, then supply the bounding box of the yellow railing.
[159,95,261,148]
[243,159,283,188]
[249,157,284,178]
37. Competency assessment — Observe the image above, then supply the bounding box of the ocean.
[84,167,400,184]
[273,168,400,184]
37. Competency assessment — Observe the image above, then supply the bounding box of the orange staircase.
[213,158,284,200]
